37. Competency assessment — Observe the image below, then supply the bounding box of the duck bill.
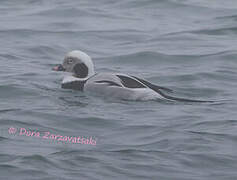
[52,64,66,71]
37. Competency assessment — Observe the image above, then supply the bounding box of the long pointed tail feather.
[158,91,215,103]
[132,75,215,103]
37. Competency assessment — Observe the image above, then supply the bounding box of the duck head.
[53,50,95,80]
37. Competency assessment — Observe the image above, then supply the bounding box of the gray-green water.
[1,0,237,179]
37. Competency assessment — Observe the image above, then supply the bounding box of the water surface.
[1,0,237,179]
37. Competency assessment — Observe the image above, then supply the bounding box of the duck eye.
[67,58,73,64]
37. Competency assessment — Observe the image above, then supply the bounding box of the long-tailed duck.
[53,50,212,102]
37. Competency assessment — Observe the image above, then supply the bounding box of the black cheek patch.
[73,63,88,78]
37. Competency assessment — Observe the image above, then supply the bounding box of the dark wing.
[131,76,173,92]
[116,75,147,88]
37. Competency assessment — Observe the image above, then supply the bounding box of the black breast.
[61,80,86,91]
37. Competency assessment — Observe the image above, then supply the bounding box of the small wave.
[0,84,39,98]
[216,14,237,21]
[191,119,237,128]
[188,130,237,142]
[0,164,18,170]
[100,51,174,65]
[0,154,18,163]
[0,53,23,60]
[0,118,43,128]
[0,136,8,141]
[0,108,21,113]
[160,26,237,37]
[193,27,237,35]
